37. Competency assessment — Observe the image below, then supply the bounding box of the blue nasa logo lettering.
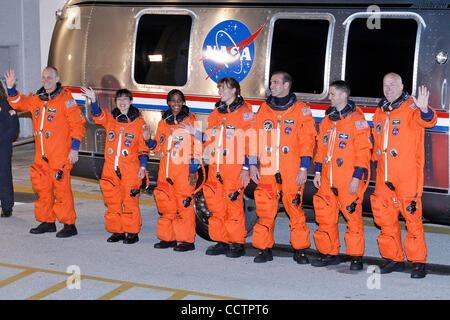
[202,20,262,83]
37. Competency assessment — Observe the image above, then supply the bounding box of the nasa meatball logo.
[201,20,264,82]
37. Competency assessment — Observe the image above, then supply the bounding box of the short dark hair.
[115,88,133,101]
[217,77,241,97]
[271,71,292,89]
[330,80,350,96]
[167,89,186,104]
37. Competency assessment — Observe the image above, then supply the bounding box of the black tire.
[194,189,212,241]
[243,194,258,237]
[194,185,258,241]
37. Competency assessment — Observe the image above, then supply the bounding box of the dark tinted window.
[134,14,191,86]
[270,19,329,94]
[345,18,417,98]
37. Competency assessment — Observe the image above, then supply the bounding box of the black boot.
[154,240,177,249]
[312,254,341,267]
[380,259,405,274]
[107,233,125,243]
[254,248,273,263]
[1,208,12,217]
[349,256,363,271]
[226,243,245,258]
[56,224,78,238]
[174,242,195,252]
[123,233,139,244]
[293,249,310,264]
[411,263,426,279]
[30,222,57,234]
[205,242,228,255]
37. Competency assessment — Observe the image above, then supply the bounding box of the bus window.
[344,18,418,98]
[269,18,330,95]
[95,128,106,154]
[134,14,192,86]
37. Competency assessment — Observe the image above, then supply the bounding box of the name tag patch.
[338,133,349,140]
[174,135,184,141]
[284,119,295,125]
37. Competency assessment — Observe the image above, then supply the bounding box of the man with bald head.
[370,72,437,278]
[4,67,85,237]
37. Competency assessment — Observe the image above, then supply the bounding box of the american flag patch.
[302,107,312,116]
[65,99,77,108]
[355,120,369,129]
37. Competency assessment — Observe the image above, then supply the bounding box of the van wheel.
[194,188,258,241]
[194,190,212,241]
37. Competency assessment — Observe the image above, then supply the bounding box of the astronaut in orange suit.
[145,89,199,252]
[371,73,437,279]
[312,80,372,270]
[249,71,316,264]
[81,87,148,244]
[181,77,253,258]
[5,67,85,238]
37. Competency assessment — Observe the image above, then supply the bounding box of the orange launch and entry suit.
[201,97,253,245]
[8,85,85,225]
[93,103,148,234]
[371,92,436,264]
[313,102,372,257]
[249,94,316,251]
[151,106,199,244]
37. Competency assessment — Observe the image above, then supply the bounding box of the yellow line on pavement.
[97,284,134,300]
[0,262,240,300]
[26,280,68,300]
[13,186,156,205]
[167,291,190,300]
[356,218,450,235]
[15,186,448,234]
[73,191,104,201]
[422,224,450,235]
[13,186,34,193]
[0,270,36,288]
[72,176,100,184]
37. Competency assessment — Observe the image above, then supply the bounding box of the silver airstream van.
[48,0,450,238]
